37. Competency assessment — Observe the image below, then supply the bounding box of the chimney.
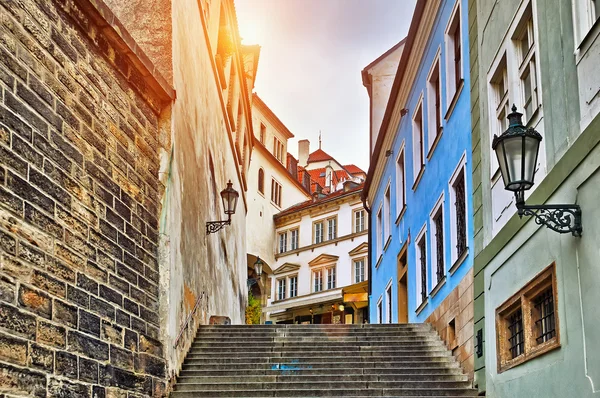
[298,139,310,167]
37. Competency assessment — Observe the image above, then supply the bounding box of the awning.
[342,281,368,308]
[263,289,343,313]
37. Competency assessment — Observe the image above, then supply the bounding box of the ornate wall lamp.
[206,180,239,234]
[492,105,582,236]
[247,257,264,288]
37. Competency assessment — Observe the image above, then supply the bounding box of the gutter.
[361,195,372,323]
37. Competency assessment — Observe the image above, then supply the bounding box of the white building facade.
[265,185,369,324]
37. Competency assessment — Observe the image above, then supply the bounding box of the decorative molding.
[308,253,339,267]
[274,262,301,275]
[348,242,369,256]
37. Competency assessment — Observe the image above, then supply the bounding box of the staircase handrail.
[173,291,205,348]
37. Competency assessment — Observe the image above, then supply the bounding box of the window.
[354,259,365,283]
[327,266,336,289]
[376,206,383,258]
[490,56,509,175]
[430,196,445,287]
[450,163,467,265]
[273,137,284,163]
[290,229,299,250]
[386,284,392,323]
[314,221,324,244]
[416,227,427,306]
[384,185,391,241]
[278,232,287,254]
[396,147,406,216]
[445,2,462,102]
[271,179,282,207]
[313,269,323,292]
[327,217,337,240]
[354,209,365,233]
[289,275,298,298]
[496,264,560,373]
[412,99,425,184]
[427,56,442,149]
[515,6,538,123]
[258,169,265,194]
[260,123,266,144]
[277,278,286,301]
[377,297,383,324]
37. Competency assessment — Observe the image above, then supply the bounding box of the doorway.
[397,244,408,323]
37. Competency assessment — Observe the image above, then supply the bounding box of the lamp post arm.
[516,201,582,237]
[206,214,232,235]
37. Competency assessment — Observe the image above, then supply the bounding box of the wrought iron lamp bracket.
[515,193,582,237]
[206,216,231,235]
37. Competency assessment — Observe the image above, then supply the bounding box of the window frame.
[273,137,284,163]
[259,122,266,144]
[385,281,393,324]
[258,168,265,195]
[429,193,446,292]
[290,228,299,251]
[289,274,298,298]
[270,178,282,207]
[277,277,287,301]
[326,265,336,290]
[444,0,463,115]
[412,94,425,189]
[353,257,367,283]
[313,268,323,293]
[495,263,560,373]
[377,296,383,324]
[327,216,338,241]
[415,224,428,310]
[383,182,391,245]
[426,49,443,155]
[376,205,383,259]
[278,231,287,254]
[395,142,406,220]
[313,220,324,244]
[448,153,469,272]
[353,209,366,233]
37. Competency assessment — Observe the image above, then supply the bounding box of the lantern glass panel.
[523,135,540,187]
[504,136,525,191]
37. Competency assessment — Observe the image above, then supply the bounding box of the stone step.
[185,349,451,358]
[178,367,464,377]
[192,340,444,348]
[193,336,440,344]
[197,324,432,330]
[188,347,448,355]
[174,380,473,391]
[170,388,477,397]
[176,374,469,383]
[182,360,460,370]
[195,332,432,339]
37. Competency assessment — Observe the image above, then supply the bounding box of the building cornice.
[274,189,363,224]
[253,94,294,139]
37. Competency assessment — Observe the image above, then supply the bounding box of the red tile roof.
[275,184,365,219]
[344,164,365,175]
[307,168,352,192]
[307,149,334,163]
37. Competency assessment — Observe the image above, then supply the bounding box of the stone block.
[91,297,115,320]
[37,320,66,348]
[32,269,66,298]
[55,350,78,378]
[48,377,91,398]
[53,299,78,328]
[67,284,90,308]
[139,334,161,357]
[110,344,133,370]
[124,329,137,352]
[28,342,54,372]
[134,352,165,378]
[0,361,47,397]
[79,309,101,337]
[0,332,28,365]
[67,330,109,361]
[79,356,99,383]
[18,285,51,319]
[101,320,122,345]
[100,365,152,394]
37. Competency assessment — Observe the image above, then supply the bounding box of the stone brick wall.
[426,269,474,380]
[0,0,171,396]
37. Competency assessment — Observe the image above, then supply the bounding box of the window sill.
[498,338,561,374]
[258,191,265,198]
[444,79,464,121]
[426,129,444,161]
[412,167,425,191]
[449,248,469,275]
[395,205,407,226]
[375,254,383,269]
[415,298,428,315]
[430,276,446,298]
[576,17,600,64]
[271,201,281,209]
[383,235,392,252]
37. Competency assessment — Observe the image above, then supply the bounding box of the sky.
[235,0,417,172]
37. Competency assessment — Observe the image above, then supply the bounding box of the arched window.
[258,169,264,194]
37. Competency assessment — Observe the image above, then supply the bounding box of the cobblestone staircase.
[171,324,477,397]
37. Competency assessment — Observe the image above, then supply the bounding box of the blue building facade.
[366,0,473,327]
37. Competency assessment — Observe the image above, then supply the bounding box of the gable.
[308,253,339,267]
[348,242,369,256]
[274,263,301,275]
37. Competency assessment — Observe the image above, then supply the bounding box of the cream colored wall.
[367,45,404,153]
[158,0,250,377]
[265,197,368,319]
[252,107,289,162]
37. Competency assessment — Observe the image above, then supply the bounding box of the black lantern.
[206,180,239,234]
[492,106,542,192]
[492,105,582,236]
[253,257,263,278]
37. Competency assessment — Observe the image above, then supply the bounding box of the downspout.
[362,195,372,323]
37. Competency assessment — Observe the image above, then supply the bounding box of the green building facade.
[469,0,600,396]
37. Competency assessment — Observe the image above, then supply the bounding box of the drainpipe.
[362,195,372,323]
